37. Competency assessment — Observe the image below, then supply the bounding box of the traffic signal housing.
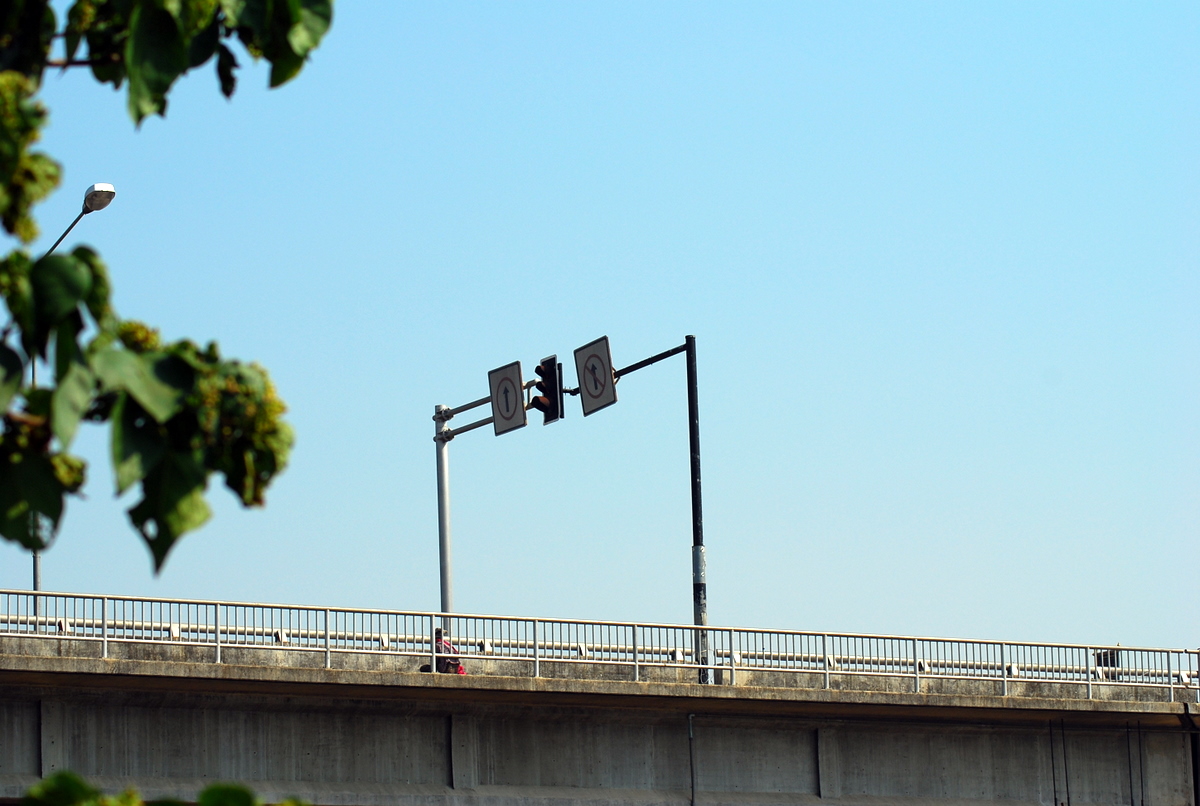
[530,355,564,425]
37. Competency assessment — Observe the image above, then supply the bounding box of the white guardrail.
[2,590,1196,699]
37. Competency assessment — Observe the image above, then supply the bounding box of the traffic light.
[530,355,564,425]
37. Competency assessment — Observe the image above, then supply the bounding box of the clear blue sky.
[3,3,1196,649]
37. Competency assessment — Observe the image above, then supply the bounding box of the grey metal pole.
[685,335,710,684]
[25,190,114,592]
[434,405,454,614]
[29,206,87,593]
[32,537,40,629]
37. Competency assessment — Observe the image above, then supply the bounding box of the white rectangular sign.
[488,361,527,435]
[574,336,617,416]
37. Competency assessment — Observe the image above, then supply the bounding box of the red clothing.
[435,637,460,673]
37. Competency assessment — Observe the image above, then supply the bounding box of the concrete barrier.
[2,635,1197,805]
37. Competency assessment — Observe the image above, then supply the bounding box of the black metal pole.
[1062,719,1072,806]
[614,343,687,379]
[685,335,709,684]
[1049,722,1059,806]
[612,335,710,683]
[45,210,85,258]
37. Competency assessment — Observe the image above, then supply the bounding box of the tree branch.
[47,55,120,68]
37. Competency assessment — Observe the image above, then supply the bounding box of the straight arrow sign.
[488,361,527,436]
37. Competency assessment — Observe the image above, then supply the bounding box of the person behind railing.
[425,628,464,674]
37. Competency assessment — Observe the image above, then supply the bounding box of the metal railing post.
[1167,651,1173,702]
[215,603,222,664]
[429,615,436,672]
[632,625,639,683]
[728,629,735,686]
[324,609,331,669]
[101,597,108,659]
[1085,647,1092,699]
[1000,642,1007,696]
[823,634,830,689]
[533,619,540,678]
[913,638,920,693]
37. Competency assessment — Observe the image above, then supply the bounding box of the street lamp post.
[30,183,117,592]
[44,183,116,255]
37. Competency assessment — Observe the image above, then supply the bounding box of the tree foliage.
[24,770,306,806]
[0,0,330,570]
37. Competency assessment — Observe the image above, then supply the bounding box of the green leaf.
[53,312,83,383]
[161,0,185,21]
[216,42,238,97]
[71,245,113,326]
[0,249,35,335]
[85,5,130,90]
[0,343,22,412]
[22,387,51,417]
[92,349,186,423]
[125,3,189,123]
[264,0,303,88]
[30,254,90,321]
[198,785,259,806]
[288,0,331,57]
[20,770,100,806]
[0,477,41,550]
[0,453,63,550]
[111,393,166,495]
[150,349,196,387]
[64,1,94,65]
[84,325,118,359]
[51,360,94,449]
[187,12,220,68]
[178,0,219,39]
[30,253,90,358]
[128,448,211,571]
[268,48,304,88]
[218,0,241,29]
[223,0,266,33]
[0,0,56,84]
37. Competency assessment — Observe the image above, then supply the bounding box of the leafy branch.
[0,0,330,570]
[25,770,307,806]
[46,55,122,68]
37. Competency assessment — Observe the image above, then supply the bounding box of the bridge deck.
[3,591,1198,806]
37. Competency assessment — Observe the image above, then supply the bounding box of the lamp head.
[82,183,116,213]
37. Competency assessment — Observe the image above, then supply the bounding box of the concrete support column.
[451,715,479,790]
[39,701,65,777]
[817,728,841,798]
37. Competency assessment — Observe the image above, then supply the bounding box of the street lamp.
[31,183,117,592]
[45,183,116,255]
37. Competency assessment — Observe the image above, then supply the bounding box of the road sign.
[488,361,527,435]
[574,336,617,416]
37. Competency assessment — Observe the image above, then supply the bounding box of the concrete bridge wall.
[2,636,1197,806]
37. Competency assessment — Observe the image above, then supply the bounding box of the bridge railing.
[2,590,1196,700]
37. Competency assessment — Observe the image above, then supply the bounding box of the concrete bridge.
[1,590,1197,806]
